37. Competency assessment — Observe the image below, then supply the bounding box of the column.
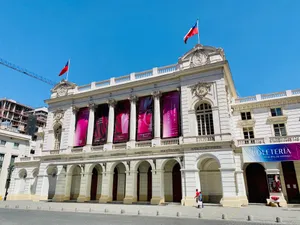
[68,106,78,152]
[77,166,92,202]
[128,95,138,148]
[235,170,248,205]
[52,166,67,202]
[34,175,49,201]
[180,169,199,206]
[99,171,113,203]
[151,169,164,204]
[265,162,287,207]
[84,103,96,152]
[124,170,137,204]
[152,91,161,146]
[105,99,116,150]
[219,168,241,207]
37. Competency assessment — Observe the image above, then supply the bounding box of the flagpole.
[197,19,200,44]
[66,59,70,81]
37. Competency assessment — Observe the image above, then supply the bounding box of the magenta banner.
[137,96,153,141]
[74,107,89,147]
[93,104,109,145]
[113,100,130,143]
[162,91,180,138]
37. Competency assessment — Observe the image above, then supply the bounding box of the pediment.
[51,79,77,98]
[178,44,225,70]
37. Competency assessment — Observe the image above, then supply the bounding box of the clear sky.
[1,0,300,108]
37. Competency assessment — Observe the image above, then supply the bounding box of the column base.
[63,196,70,201]
[104,143,113,151]
[52,195,65,202]
[99,195,112,203]
[77,195,90,202]
[34,195,48,202]
[123,196,137,204]
[83,145,91,152]
[182,196,196,206]
[150,196,164,205]
[220,197,242,207]
[7,194,32,201]
[238,196,249,206]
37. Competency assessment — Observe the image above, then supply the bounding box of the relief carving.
[190,82,212,99]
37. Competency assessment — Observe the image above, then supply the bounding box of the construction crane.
[0,57,57,86]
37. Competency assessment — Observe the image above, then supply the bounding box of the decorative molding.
[72,105,79,113]
[266,115,288,124]
[128,95,138,103]
[107,99,117,107]
[53,109,64,122]
[190,82,212,99]
[237,119,256,128]
[88,102,96,110]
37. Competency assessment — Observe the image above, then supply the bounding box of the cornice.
[45,61,227,105]
[231,95,300,111]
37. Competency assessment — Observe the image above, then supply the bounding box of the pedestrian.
[199,191,204,208]
[194,189,201,208]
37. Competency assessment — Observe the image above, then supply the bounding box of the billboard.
[161,91,180,138]
[93,104,109,145]
[74,107,89,147]
[242,143,300,163]
[113,100,130,143]
[137,96,153,141]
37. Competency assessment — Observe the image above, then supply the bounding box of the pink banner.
[162,91,180,138]
[93,104,109,145]
[74,107,89,147]
[113,100,130,143]
[137,96,153,141]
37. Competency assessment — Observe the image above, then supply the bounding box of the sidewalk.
[0,200,299,224]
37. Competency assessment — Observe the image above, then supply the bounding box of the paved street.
[0,208,280,225]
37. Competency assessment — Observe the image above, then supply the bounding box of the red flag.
[58,61,69,76]
[183,21,199,44]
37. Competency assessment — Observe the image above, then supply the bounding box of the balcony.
[71,147,83,153]
[135,141,152,148]
[161,138,179,146]
[183,134,231,144]
[270,135,300,143]
[112,143,127,150]
[91,145,104,151]
[237,138,265,145]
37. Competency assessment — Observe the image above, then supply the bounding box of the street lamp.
[4,165,14,201]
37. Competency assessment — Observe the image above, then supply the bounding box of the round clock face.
[192,52,207,66]
[57,86,67,97]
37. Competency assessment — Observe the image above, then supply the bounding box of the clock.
[191,51,207,66]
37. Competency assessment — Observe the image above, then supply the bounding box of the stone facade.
[6,44,300,207]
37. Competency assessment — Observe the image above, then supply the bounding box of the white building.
[0,127,32,200]
[6,44,300,207]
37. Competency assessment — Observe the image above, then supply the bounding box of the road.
[0,208,279,225]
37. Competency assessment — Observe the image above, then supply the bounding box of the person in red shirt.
[194,189,200,208]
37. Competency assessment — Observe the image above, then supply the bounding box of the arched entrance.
[90,165,102,201]
[163,160,182,203]
[198,157,222,203]
[70,165,81,201]
[112,163,126,201]
[246,163,269,203]
[47,166,57,200]
[137,161,152,202]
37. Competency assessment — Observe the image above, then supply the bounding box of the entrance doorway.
[90,168,98,200]
[282,161,300,203]
[136,161,152,202]
[246,163,269,203]
[112,163,126,201]
[172,163,182,202]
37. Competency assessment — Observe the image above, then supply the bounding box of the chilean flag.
[58,61,69,76]
[184,21,199,44]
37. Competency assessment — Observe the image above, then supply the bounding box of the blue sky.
[1,0,300,107]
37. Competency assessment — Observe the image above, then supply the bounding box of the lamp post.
[4,165,14,201]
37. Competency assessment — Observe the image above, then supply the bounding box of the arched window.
[54,124,62,150]
[196,103,214,136]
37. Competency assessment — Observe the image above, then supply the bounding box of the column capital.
[88,102,96,110]
[72,105,79,113]
[107,99,117,107]
[151,90,162,98]
[128,94,138,103]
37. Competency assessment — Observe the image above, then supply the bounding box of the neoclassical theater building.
[7,44,300,207]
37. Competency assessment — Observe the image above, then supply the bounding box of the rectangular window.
[273,124,287,136]
[271,108,283,117]
[13,143,19,148]
[0,153,4,168]
[243,127,255,143]
[0,140,6,146]
[241,112,252,120]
